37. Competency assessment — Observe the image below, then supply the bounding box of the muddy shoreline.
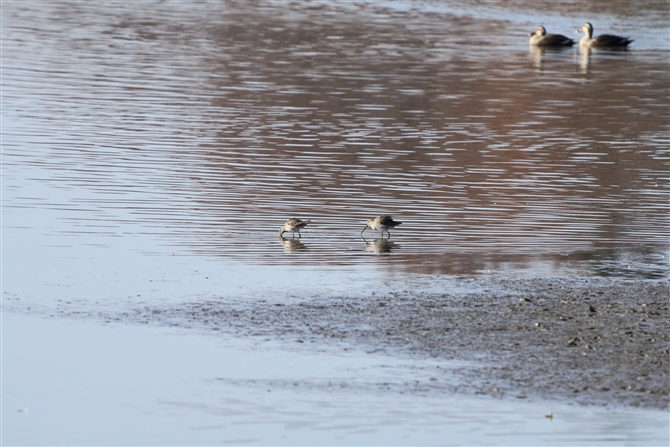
[107,277,668,409]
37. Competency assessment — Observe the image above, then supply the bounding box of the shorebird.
[279,218,310,238]
[361,215,402,239]
[528,26,575,46]
[577,22,633,48]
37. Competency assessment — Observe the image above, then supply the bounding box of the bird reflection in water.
[577,47,592,73]
[528,45,574,71]
[363,237,399,255]
[279,235,308,253]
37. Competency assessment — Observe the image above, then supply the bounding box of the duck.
[528,26,575,47]
[577,22,633,48]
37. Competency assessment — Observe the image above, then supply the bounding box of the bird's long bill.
[361,224,368,234]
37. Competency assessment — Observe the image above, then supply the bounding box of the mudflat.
[125,277,669,409]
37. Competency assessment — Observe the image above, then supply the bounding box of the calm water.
[2,1,669,445]
[4,312,669,446]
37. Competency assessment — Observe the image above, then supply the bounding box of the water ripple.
[3,0,669,278]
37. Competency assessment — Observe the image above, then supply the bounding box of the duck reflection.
[577,47,592,72]
[577,46,631,74]
[528,45,574,70]
[363,237,399,255]
[279,235,308,253]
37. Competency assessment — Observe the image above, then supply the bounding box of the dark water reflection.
[3,1,669,278]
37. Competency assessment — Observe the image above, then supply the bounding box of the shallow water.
[2,1,669,444]
[4,313,668,446]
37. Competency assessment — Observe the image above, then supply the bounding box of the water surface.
[2,1,669,445]
[4,0,668,282]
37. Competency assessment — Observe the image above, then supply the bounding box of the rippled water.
[4,0,669,280]
[4,2,669,445]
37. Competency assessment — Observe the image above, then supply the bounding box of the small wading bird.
[577,22,633,48]
[279,218,311,238]
[528,26,575,47]
[361,215,402,239]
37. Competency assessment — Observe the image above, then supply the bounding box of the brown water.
[4,1,669,279]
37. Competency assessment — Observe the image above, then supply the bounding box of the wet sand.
[117,277,669,409]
